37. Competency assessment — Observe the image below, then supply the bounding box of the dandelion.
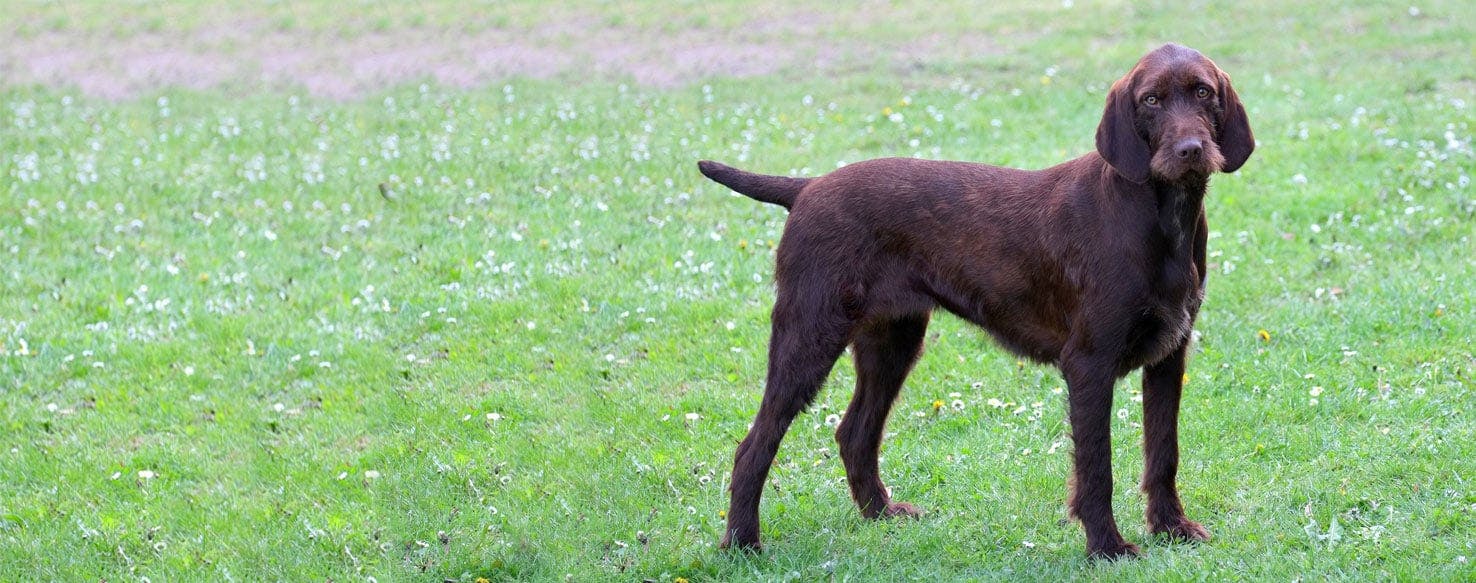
[1309,386,1324,397]
[932,399,945,412]
[1257,329,1271,342]
[138,470,156,480]
[364,470,381,479]
[718,510,727,518]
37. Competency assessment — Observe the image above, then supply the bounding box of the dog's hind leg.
[837,313,930,519]
[721,286,856,551]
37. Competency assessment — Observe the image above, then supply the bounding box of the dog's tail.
[697,160,811,209]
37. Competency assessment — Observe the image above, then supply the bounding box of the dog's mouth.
[1150,136,1224,182]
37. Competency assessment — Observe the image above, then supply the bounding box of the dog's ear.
[1095,76,1151,184]
[1215,70,1254,173]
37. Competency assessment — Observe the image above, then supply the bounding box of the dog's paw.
[718,529,763,553]
[881,501,925,519]
[1087,540,1143,560]
[1153,518,1211,543]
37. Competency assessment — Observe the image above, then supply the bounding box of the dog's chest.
[1124,254,1202,368]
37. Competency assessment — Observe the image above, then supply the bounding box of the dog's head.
[1095,43,1254,184]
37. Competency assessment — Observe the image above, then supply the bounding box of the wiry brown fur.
[698,43,1253,559]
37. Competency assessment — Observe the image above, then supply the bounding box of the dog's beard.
[1150,140,1225,182]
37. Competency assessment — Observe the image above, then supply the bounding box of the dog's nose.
[1174,139,1203,160]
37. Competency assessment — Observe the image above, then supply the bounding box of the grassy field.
[2,1,1474,580]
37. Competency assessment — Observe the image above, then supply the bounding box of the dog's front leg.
[1141,340,1211,542]
[1062,346,1140,559]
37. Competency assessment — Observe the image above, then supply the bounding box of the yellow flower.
[676,578,690,583]
[476,578,490,583]
[738,239,748,249]
[882,106,893,116]
[1181,373,1189,385]
[718,509,726,518]
[932,399,944,411]
[1256,329,1271,342]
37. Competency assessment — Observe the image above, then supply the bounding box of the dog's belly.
[919,256,1200,371]
[919,272,1072,364]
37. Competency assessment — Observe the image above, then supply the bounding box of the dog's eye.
[1142,95,1159,106]
[1196,87,1211,99]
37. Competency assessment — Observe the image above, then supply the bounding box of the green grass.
[2,1,1475,580]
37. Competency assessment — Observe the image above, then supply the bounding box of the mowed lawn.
[2,1,1474,580]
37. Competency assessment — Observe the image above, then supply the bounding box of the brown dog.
[697,43,1252,559]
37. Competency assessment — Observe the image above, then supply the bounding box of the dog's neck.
[1150,175,1207,251]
